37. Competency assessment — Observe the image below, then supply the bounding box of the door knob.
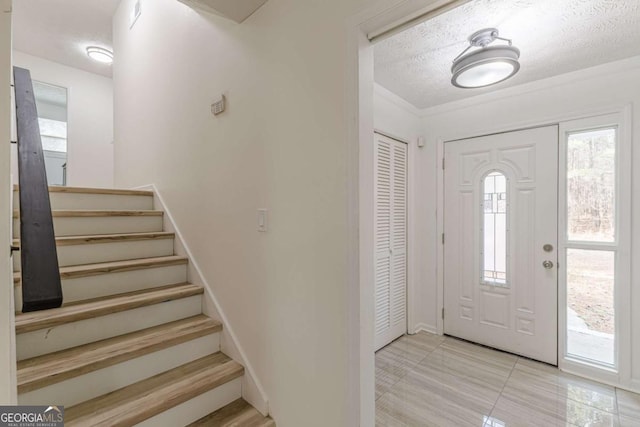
[542,260,554,269]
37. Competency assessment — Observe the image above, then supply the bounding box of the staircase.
[12,185,274,427]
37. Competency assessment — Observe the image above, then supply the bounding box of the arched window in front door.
[482,171,508,286]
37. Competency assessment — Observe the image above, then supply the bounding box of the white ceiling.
[12,0,121,78]
[374,0,640,109]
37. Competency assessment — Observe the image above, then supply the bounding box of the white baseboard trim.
[412,323,438,335]
[132,184,269,416]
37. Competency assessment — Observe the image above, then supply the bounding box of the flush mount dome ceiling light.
[86,46,113,64]
[451,28,520,89]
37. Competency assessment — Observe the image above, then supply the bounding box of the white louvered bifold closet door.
[374,133,408,351]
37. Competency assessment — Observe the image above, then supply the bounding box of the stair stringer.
[134,184,269,416]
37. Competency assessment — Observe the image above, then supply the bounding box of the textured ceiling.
[12,0,121,78]
[374,0,640,109]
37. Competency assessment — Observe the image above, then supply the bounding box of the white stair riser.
[19,334,220,407]
[13,216,164,238]
[15,264,188,312]
[13,192,153,211]
[13,238,174,272]
[136,378,242,427]
[17,295,202,360]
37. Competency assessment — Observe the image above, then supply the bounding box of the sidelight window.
[565,126,617,367]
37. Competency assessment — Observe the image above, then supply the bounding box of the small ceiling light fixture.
[451,28,520,89]
[86,46,114,64]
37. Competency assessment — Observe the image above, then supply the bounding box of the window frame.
[38,117,68,153]
[558,112,631,380]
[565,125,617,246]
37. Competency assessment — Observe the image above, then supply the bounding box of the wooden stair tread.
[13,210,163,218]
[14,184,153,197]
[12,231,174,247]
[65,353,244,426]
[15,283,202,334]
[187,399,275,427]
[17,315,222,394]
[14,255,188,284]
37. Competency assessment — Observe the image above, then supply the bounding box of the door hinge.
[10,245,19,256]
[442,158,445,170]
[441,233,445,244]
[442,308,445,319]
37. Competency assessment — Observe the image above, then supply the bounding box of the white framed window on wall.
[558,111,631,381]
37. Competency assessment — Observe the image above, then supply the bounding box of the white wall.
[415,56,640,390]
[0,0,17,404]
[374,84,421,143]
[373,84,435,334]
[112,0,376,425]
[12,51,114,188]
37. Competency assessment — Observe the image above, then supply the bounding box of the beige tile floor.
[375,332,640,427]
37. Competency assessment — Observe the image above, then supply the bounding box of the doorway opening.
[11,0,116,189]
[33,81,67,186]
[350,0,637,423]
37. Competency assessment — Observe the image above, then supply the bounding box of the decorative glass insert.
[567,128,616,242]
[482,172,508,285]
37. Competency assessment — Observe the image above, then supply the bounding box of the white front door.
[444,126,558,364]
[374,133,408,350]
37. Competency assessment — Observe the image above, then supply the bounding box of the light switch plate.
[257,209,268,232]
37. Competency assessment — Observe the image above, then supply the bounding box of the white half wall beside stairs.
[134,183,269,416]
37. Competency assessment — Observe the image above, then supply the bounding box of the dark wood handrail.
[13,66,63,312]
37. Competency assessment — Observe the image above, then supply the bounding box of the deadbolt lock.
[543,244,553,252]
